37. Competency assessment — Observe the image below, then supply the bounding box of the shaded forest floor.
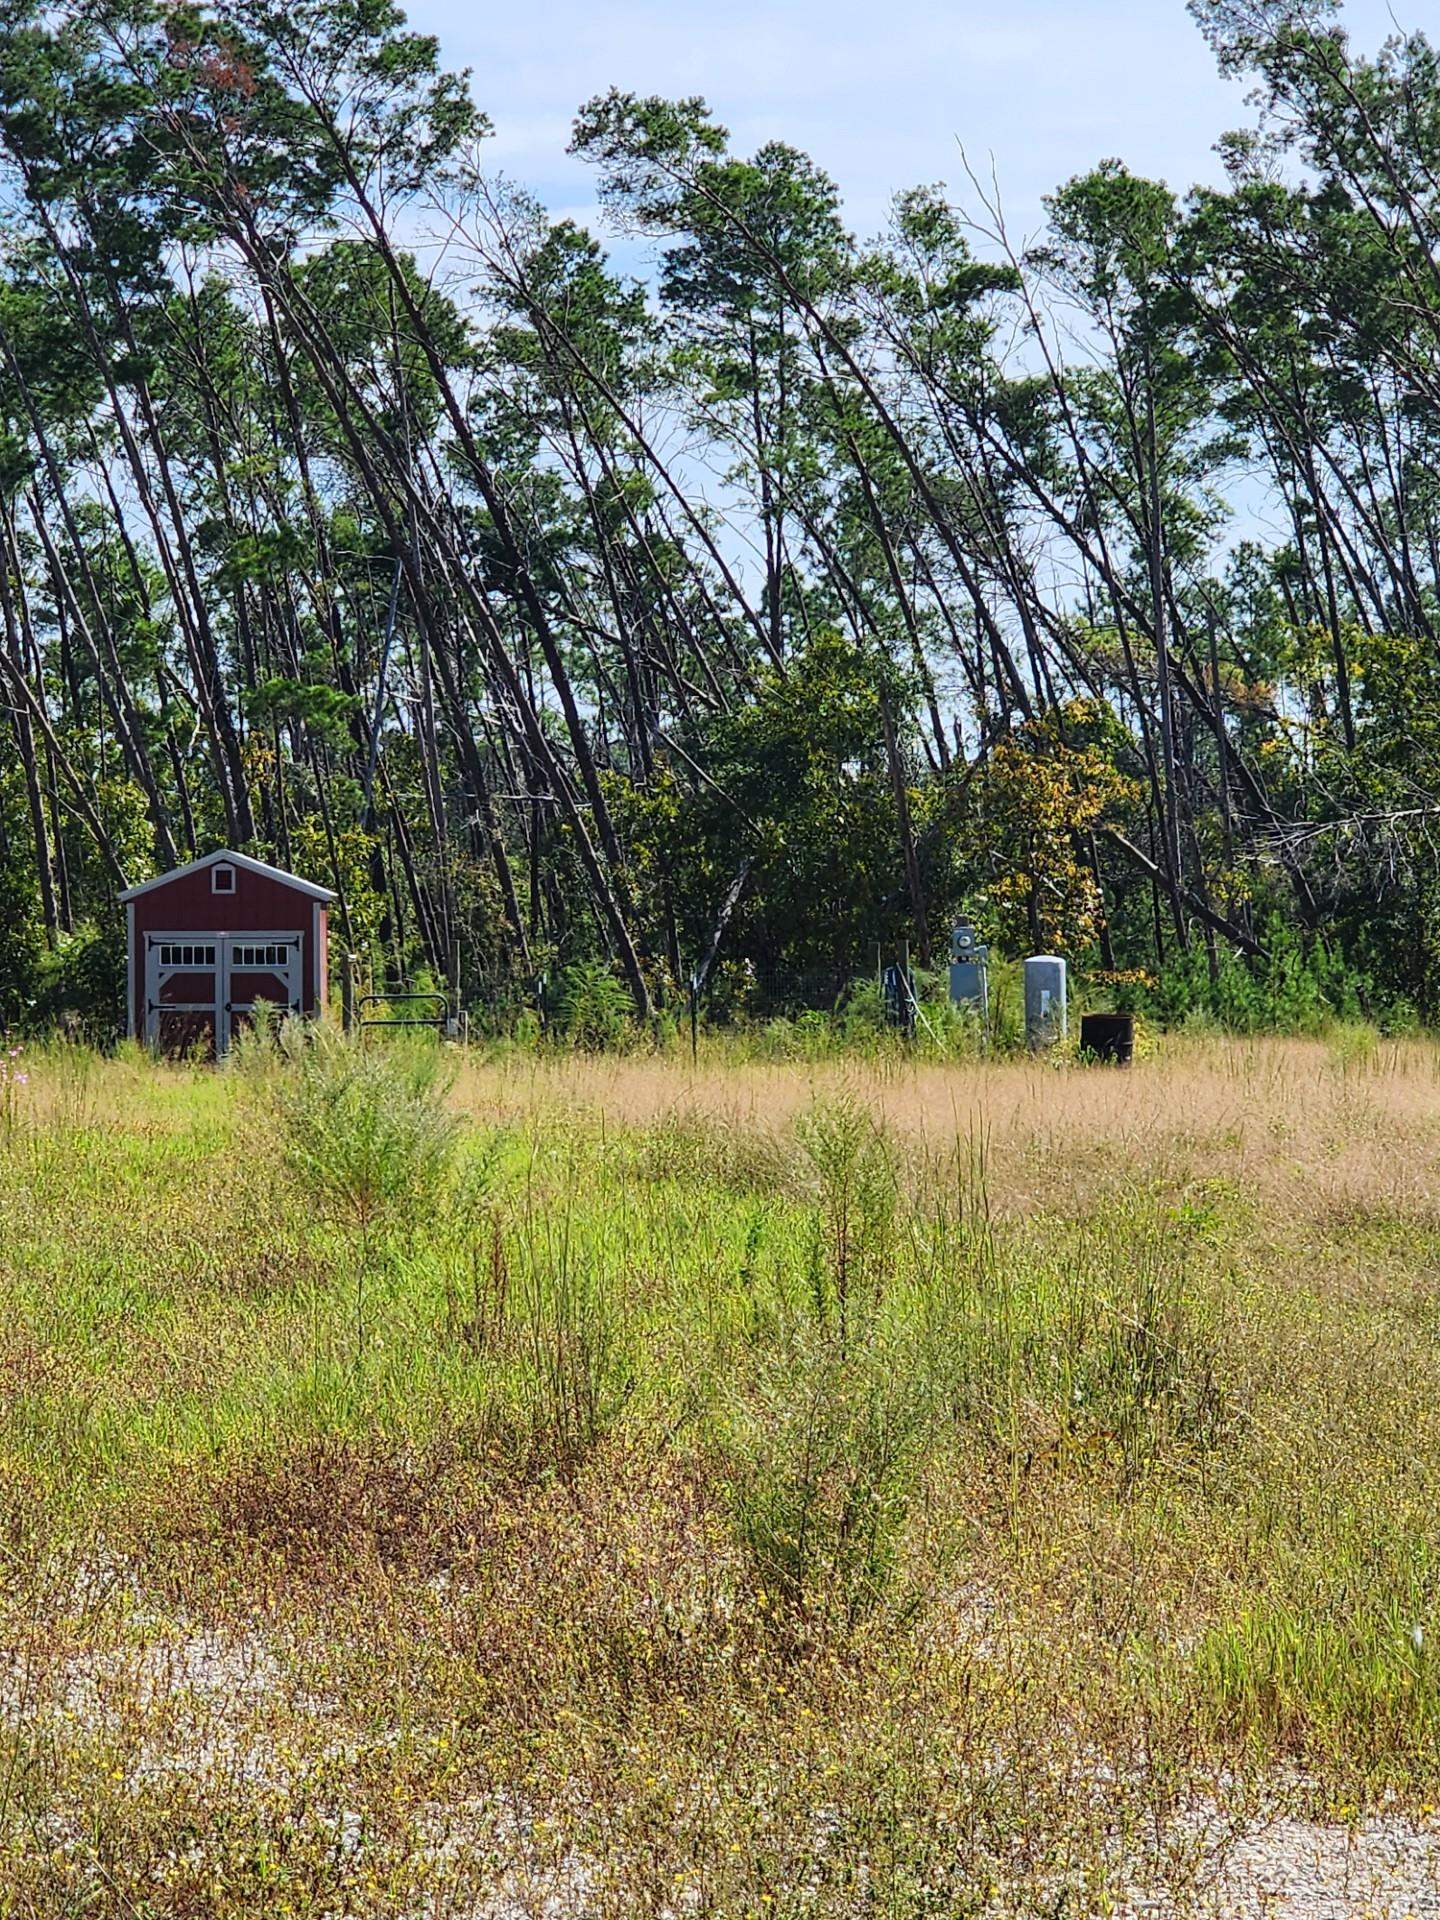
[6,1034,1440,1914]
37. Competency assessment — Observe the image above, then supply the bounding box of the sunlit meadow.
[4,1027,1440,1914]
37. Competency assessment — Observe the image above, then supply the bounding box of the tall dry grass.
[451,1029,1440,1226]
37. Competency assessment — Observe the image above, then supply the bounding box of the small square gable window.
[212,863,236,895]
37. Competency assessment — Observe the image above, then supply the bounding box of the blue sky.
[403,0,1415,246]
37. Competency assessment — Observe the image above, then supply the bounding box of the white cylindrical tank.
[1024,955,1068,1049]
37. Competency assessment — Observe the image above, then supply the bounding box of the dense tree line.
[0,0,1437,1032]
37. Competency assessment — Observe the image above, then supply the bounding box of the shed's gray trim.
[118,848,336,904]
[311,898,325,1011]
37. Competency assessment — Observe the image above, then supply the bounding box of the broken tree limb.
[1100,828,1267,959]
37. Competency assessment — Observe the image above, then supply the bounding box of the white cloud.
[409,0,1421,247]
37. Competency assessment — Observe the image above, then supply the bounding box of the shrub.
[277,1027,459,1236]
[1129,919,1384,1035]
[276,1027,460,1360]
[724,1327,933,1626]
[555,959,632,1050]
[31,923,125,1042]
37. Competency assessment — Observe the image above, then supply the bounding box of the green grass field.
[5,1030,1440,1915]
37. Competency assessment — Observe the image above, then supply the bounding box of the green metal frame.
[357,990,448,1032]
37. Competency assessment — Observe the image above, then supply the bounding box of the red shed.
[120,849,334,1056]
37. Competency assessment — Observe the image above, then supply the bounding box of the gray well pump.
[949,922,989,1022]
[1024,955,1068,1049]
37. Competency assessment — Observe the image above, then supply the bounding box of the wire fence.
[343,951,963,1047]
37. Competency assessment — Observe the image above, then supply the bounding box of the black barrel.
[1079,1011,1135,1065]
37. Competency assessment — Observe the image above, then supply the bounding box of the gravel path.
[1127,1813,1440,1918]
[19,1619,1440,1918]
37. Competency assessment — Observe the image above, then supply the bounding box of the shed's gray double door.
[144,931,302,1054]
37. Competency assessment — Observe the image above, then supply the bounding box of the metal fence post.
[341,952,360,1033]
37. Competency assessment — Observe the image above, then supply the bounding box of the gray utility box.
[949,922,989,1021]
[1024,955,1068,1049]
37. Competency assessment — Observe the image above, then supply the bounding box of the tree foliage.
[0,0,1436,1031]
